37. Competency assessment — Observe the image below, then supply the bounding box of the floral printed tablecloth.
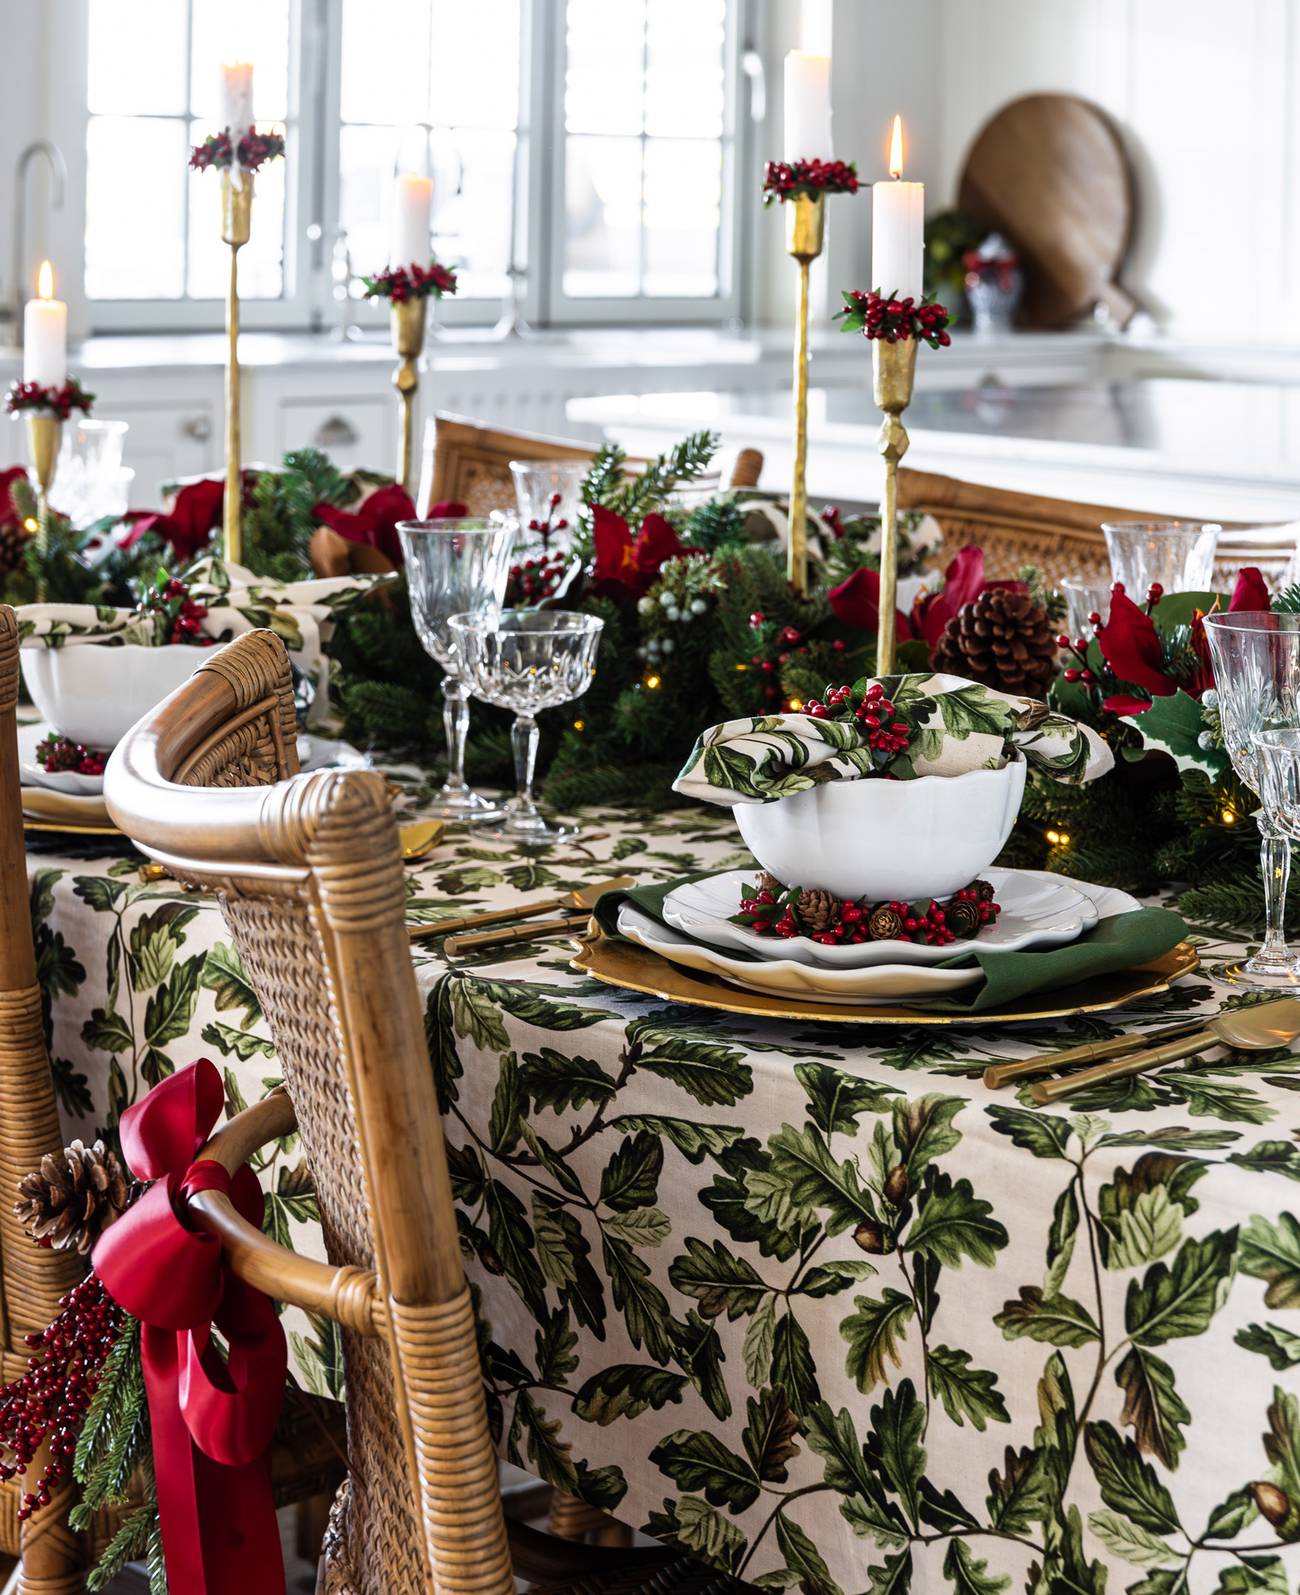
[27,802,1300,1595]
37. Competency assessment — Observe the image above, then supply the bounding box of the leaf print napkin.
[673,673,1113,806]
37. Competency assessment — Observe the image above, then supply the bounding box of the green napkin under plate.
[594,877,1189,1015]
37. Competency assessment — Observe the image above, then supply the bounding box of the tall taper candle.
[871,114,924,299]
[23,260,66,387]
[220,61,254,140]
[782,51,832,160]
[393,173,433,268]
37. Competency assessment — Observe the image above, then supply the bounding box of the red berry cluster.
[805,681,911,754]
[0,1273,123,1519]
[821,504,844,540]
[762,159,861,205]
[506,549,568,606]
[735,878,1000,947]
[35,735,107,778]
[1058,579,1164,686]
[748,611,847,706]
[139,574,211,645]
[362,260,459,303]
[527,491,570,550]
[5,378,94,421]
[836,289,951,349]
[189,127,286,173]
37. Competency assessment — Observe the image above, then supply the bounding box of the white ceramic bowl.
[20,644,207,748]
[733,758,1026,902]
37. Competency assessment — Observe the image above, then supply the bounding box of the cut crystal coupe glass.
[397,515,517,822]
[449,608,604,844]
[1102,519,1220,595]
[1203,610,1300,982]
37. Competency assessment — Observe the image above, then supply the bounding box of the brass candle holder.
[784,193,825,597]
[871,337,918,676]
[24,413,61,602]
[221,171,254,567]
[391,297,428,494]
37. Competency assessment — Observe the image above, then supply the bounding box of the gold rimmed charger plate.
[21,786,123,838]
[570,924,1200,1025]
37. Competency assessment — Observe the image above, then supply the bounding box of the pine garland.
[238,447,362,583]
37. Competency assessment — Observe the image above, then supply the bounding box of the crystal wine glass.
[1203,610,1300,982]
[398,515,517,821]
[1102,520,1220,595]
[509,460,588,556]
[448,608,604,844]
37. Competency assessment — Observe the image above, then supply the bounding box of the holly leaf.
[668,1237,766,1320]
[573,1365,688,1426]
[1236,1321,1300,1369]
[600,1131,664,1212]
[1087,1510,1179,1569]
[907,1170,1008,1268]
[1125,1228,1238,1344]
[1084,1420,1180,1534]
[994,1286,1100,1347]
[648,1430,760,1513]
[796,1061,900,1136]
[842,1289,914,1390]
[519,1047,618,1113]
[925,1345,1008,1431]
[942,1538,1010,1595]
[1126,687,1228,779]
[1239,1212,1300,1309]
[1115,1346,1190,1468]
[742,1387,801,1484]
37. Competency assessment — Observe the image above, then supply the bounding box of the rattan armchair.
[103,631,741,1594]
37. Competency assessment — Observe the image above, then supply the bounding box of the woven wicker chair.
[0,604,88,1590]
[898,467,1300,586]
[103,630,745,1595]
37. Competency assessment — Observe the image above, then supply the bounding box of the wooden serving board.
[957,92,1136,329]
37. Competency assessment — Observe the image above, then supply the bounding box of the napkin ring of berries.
[5,378,94,421]
[733,872,1000,947]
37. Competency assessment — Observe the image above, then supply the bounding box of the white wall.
[931,0,1300,342]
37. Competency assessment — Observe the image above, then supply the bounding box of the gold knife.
[407,875,634,942]
[444,915,588,956]
[983,1018,1206,1089]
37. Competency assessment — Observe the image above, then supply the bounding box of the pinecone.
[15,1140,130,1256]
[932,586,1059,698]
[796,888,837,932]
[867,903,904,940]
[945,897,981,938]
[0,521,30,579]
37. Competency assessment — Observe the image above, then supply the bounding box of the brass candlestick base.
[25,414,61,602]
[784,193,825,597]
[871,337,918,677]
[221,171,254,567]
[391,298,428,494]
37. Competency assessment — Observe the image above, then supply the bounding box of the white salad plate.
[18,722,105,795]
[662,867,1100,969]
[616,905,985,1005]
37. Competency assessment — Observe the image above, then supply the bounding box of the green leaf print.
[514,1391,578,1493]
[906,1171,1008,1268]
[1235,1321,1300,1369]
[942,1538,1010,1595]
[765,1123,877,1234]
[602,1207,670,1247]
[600,1131,664,1211]
[795,1061,900,1136]
[1114,1346,1190,1469]
[648,1430,760,1513]
[774,1512,842,1595]
[994,1287,1100,1348]
[603,1233,674,1363]
[81,1009,134,1056]
[1086,1510,1178,1569]
[200,942,263,1027]
[1263,1384,1300,1502]
[143,953,204,1048]
[450,978,511,1052]
[631,1029,753,1107]
[573,1365,688,1425]
[488,1053,523,1154]
[985,1445,1053,1534]
[770,1310,819,1416]
[200,1021,275,1060]
[865,1549,911,1595]
[1212,1556,1290,1594]
[742,1296,776,1388]
[669,1237,766,1320]
[607,1114,745,1164]
[129,903,199,991]
[891,1095,964,1181]
[741,1386,801,1484]
[1239,1212,1300,1309]
[842,1289,914,1391]
[642,1497,746,1572]
[485,1180,548,1319]
[1084,1421,1180,1534]
[1125,1228,1238,1344]
[479,979,610,1031]
[519,1048,618,1113]
[985,1105,1074,1159]
[925,1345,1008,1431]
[796,1260,876,1298]
[865,1380,926,1531]
[1229,1141,1300,1183]
[669,1311,730,1422]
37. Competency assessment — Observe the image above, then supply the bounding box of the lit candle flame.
[36,260,55,301]
[888,114,904,179]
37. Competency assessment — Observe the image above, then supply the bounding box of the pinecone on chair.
[932,586,1059,698]
[15,1140,131,1255]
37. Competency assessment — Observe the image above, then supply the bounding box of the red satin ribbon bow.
[94,1059,287,1595]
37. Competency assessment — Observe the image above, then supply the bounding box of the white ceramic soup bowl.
[21,644,208,748]
[733,757,1026,901]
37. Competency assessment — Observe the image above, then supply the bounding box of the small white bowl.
[733,758,1026,902]
[20,644,207,748]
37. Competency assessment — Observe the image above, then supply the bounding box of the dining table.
[24,788,1300,1595]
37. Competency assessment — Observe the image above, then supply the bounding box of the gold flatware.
[1030,997,1300,1105]
[399,819,444,862]
[407,876,634,942]
[444,915,587,956]
[984,1017,1207,1089]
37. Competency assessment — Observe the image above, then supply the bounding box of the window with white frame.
[80,0,747,330]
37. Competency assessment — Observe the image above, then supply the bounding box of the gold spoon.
[399,819,445,863]
[1030,997,1300,1105]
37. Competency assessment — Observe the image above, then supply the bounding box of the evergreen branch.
[85,1499,154,1591]
[73,1315,140,1483]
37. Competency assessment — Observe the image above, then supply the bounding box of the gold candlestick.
[221,171,253,567]
[391,297,428,494]
[784,193,825,597]
[872,337,918,676]
[25,413,61,602]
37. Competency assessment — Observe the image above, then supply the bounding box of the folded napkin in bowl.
[673,672,1113,806]
[593,877,1186,1015]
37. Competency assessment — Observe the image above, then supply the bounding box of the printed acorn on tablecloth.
[932,582,1060,698]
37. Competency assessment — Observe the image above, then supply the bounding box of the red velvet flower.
[123,478,225,564]
[827,567,912,642]
[0,466,27,531]
[591,506,690,599]
[1228,566,1270,613]
[427,500,468,520]
[313,483,417,569]
[909,545,1026,648]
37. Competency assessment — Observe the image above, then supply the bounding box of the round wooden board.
[957,93,1135,329]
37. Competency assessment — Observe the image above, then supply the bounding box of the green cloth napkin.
[594,877,1188,1015]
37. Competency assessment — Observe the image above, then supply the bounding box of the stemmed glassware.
[1103,520,1220,594]
[1203,610,1300,981]
[448,609,604,844]
[509,460,588,556]
[398,515,517,822]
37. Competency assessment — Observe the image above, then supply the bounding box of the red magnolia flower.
[123,478,224,564]
[313,483,417,569]
[827,567,912,643]
[0,466,27,531]
[591,506,690,599]
[828,545,1020,652]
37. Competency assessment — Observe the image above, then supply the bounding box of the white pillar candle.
[871,115,924,299]
[23,260,66,388]
[219,61,254,139]
[392,173,433,268]
[782,51,832,162]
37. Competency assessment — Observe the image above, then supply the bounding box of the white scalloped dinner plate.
[17,722,104,796]
[662,867,1100,970]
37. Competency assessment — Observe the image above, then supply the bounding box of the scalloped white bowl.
[733,758,1027,902]
[20,644,207,748]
